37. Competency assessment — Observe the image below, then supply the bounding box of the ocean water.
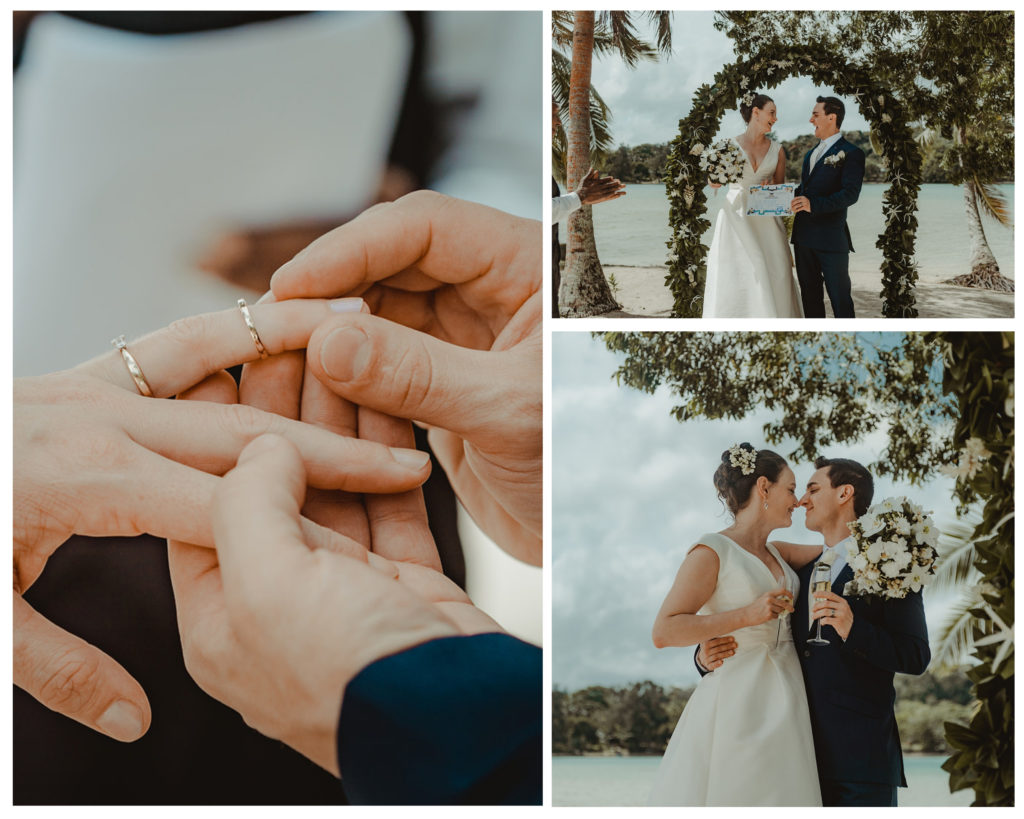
[592,183,1015,280]
[553,754,973,807]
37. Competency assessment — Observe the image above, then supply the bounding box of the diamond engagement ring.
[237,298,269,359]
[111,334,153,397]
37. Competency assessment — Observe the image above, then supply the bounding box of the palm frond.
[596,11,657,67]
[915,125,939,147]
[975,178,1014,228]
[931,508,983,591]
[644,10,674,55]
[930,591,983,670]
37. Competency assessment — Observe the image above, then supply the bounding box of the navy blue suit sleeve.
[807,146,865,215]
[841,590,930,675]
[337,633,541,805]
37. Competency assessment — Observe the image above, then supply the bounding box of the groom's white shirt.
[809,131,843,171]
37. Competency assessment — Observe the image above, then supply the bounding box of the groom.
[698,456,930,807]
[790,97,865,318]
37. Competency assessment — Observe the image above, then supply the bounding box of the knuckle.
[221,403,272,441]
[36,649,103,713]
[166,313,219,371]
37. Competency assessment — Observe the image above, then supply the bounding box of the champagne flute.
[807,561,831,646]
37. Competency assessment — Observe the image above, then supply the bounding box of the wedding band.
[111,335,154,397]
[237,298,269,359]
[830,609,835,617]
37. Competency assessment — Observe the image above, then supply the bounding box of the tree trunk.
[948,180,1015,291]
[561,11,619,317]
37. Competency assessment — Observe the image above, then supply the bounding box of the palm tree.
[557,11,673,318]
[929,507,983,669]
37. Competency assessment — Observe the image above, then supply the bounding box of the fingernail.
[330,297,367,314]
[390,448,430,470]
[97,700,145,742]
[320,327,370,382]
[256,291,276,304]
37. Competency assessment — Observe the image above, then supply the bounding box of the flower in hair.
[728,444,758,475]
[741,91,755,107]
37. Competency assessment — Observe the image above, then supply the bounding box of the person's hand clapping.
[13,298,432,743]
[575,168,626,206]
[270,191,541,565]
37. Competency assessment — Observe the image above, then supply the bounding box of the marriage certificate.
[746,183,796,217]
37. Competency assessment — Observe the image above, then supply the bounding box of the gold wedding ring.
[111,334,154,397]
[237,298,269,359]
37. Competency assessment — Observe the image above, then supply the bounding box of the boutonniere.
[824,150,846,167]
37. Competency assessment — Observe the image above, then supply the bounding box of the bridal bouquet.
[843,497,939,599]
[698,140,745,187]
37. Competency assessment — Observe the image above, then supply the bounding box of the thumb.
[14,595,151,742]
[307,314,501,439]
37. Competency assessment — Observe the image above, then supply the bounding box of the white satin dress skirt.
[648,533,822,806]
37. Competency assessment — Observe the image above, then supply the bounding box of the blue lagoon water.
[553,754,972,807]
[593,183,1014,281]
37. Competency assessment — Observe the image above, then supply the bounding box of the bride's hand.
[743,588,794,627]
[14,299,433,743]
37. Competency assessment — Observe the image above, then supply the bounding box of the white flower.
[893,516,912,536]
[860,514,885,537]
[880,498,897,513]
[690,142,705,156]
[906,569,925,593]
[865,540,885,563]
[727,443,758,475]
[881,560,902,578]
[849,551,869,572]
[740,77,749,89]
[913,520,939,547]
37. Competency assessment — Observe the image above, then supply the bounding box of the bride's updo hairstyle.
[739,93,774,124]
[713,443,787,516]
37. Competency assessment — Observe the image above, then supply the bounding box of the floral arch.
[664,46,922,318]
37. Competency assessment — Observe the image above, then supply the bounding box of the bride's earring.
[763,500,769,511]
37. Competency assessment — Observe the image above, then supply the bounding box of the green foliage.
[552,682,691,755]
[600,330,1014,805]
[663,45,922,317]
[601,332,955,483]
[930,332,1014,806]
[554,672,974,756]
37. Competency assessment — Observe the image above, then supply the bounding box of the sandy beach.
[600,264,1014,318]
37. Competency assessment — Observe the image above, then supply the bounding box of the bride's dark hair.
[739,93,774,124]
[713,443,788,515]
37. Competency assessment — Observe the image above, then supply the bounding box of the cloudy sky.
[552,332,961,692]
[588,11,870,146]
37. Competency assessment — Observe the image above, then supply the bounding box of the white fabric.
[14,12,410,377]
[552,192,581,223]
[809,131,842,171]
[649,533,821,806]
[702,138,803,318]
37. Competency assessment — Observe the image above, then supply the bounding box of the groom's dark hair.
[816,96,845,129]
[814,456,872,517]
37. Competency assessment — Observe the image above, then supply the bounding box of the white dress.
[702,139,804,318]
[648,533,821,806]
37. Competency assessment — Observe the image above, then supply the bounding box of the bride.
[702,94,804,318]
[648,444,821,806]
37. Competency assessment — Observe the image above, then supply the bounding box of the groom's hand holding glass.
[812,590,854,640]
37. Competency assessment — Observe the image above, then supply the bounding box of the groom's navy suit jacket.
[791,136,866,253]
[793,560,930,788]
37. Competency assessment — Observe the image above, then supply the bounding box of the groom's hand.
[813,591,853,640]
[697,635,737,670]
[790,196,811,213]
